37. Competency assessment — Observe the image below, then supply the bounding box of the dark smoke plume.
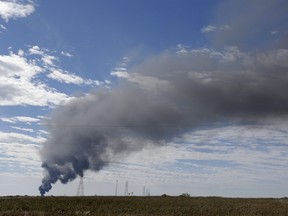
[39,0,288,195]
[39,46,288,195]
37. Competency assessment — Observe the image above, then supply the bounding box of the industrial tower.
[76,177,84,196]
[124,181,129,196]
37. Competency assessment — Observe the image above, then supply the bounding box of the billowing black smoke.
[39,46,288,195]
[39,0,288,195]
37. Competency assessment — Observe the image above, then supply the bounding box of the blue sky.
[1,0,288,197]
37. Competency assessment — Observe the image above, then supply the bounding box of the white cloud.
[84,123,288,197]
[0,0,35,22]
[42,55,57,67]
[17,49,24,56]
[176,44,189,55]
[104,79,111,84]
[201,25,217,33]
[0,131,46,144]
[28,45,44,56]
[60,51,73,57]
[27,46,101,86]
[0,116,40,124]
[0,141,41,174]
[48,69,88,85]
[201,24,230,33]
[11,126,34,133]
[271,30,279,35]
[0,45,104,106]
[110,70,128,78]
[38,129,49,135]
[117,56,130,68]
[13,116,40,123]
[0,117,14,123]
[47,69,101,86]
[111,71,169,91]
[0,50,71,106]
[0,24,6,31]
[28,46,58,67]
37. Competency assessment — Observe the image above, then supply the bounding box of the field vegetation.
[0,196,287,216]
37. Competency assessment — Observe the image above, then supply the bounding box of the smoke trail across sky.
[39,0,288,195]
[39,46,288,195]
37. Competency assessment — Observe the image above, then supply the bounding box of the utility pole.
[115,180,118,196]
[146,188,150,196]
[142,186,146,196]
[124,181,128,196]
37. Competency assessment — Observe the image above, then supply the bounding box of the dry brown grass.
[0,196,287,216]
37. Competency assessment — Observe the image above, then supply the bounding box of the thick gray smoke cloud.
[39,46,288,195]
[207,0,288,49]
[39,0,288,195]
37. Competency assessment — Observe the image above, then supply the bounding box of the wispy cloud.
[271,30,279,35]
[0,46,105,106]
[28,46,58,67]
[48,69,100,86]
[111,70,169,91]
[0,116,40,124]
[28,46,102,86]
[0,49,70,106]
[11,126,34,133]
[60,51,73,58]
[0,141,41,174]
[0,131,46,144]
[0,24,6,33]
[0,0,35,22]
[201,24,230,33]
[86,123,288,196]
[0,129,44,176]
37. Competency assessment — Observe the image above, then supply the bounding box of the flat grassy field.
[0,196,288,216]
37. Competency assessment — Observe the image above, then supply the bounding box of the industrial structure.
[76,177,84,196]
[124,181,129,196]
[115,180,118,196]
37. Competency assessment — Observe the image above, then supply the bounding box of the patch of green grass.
[0,196,287,215]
